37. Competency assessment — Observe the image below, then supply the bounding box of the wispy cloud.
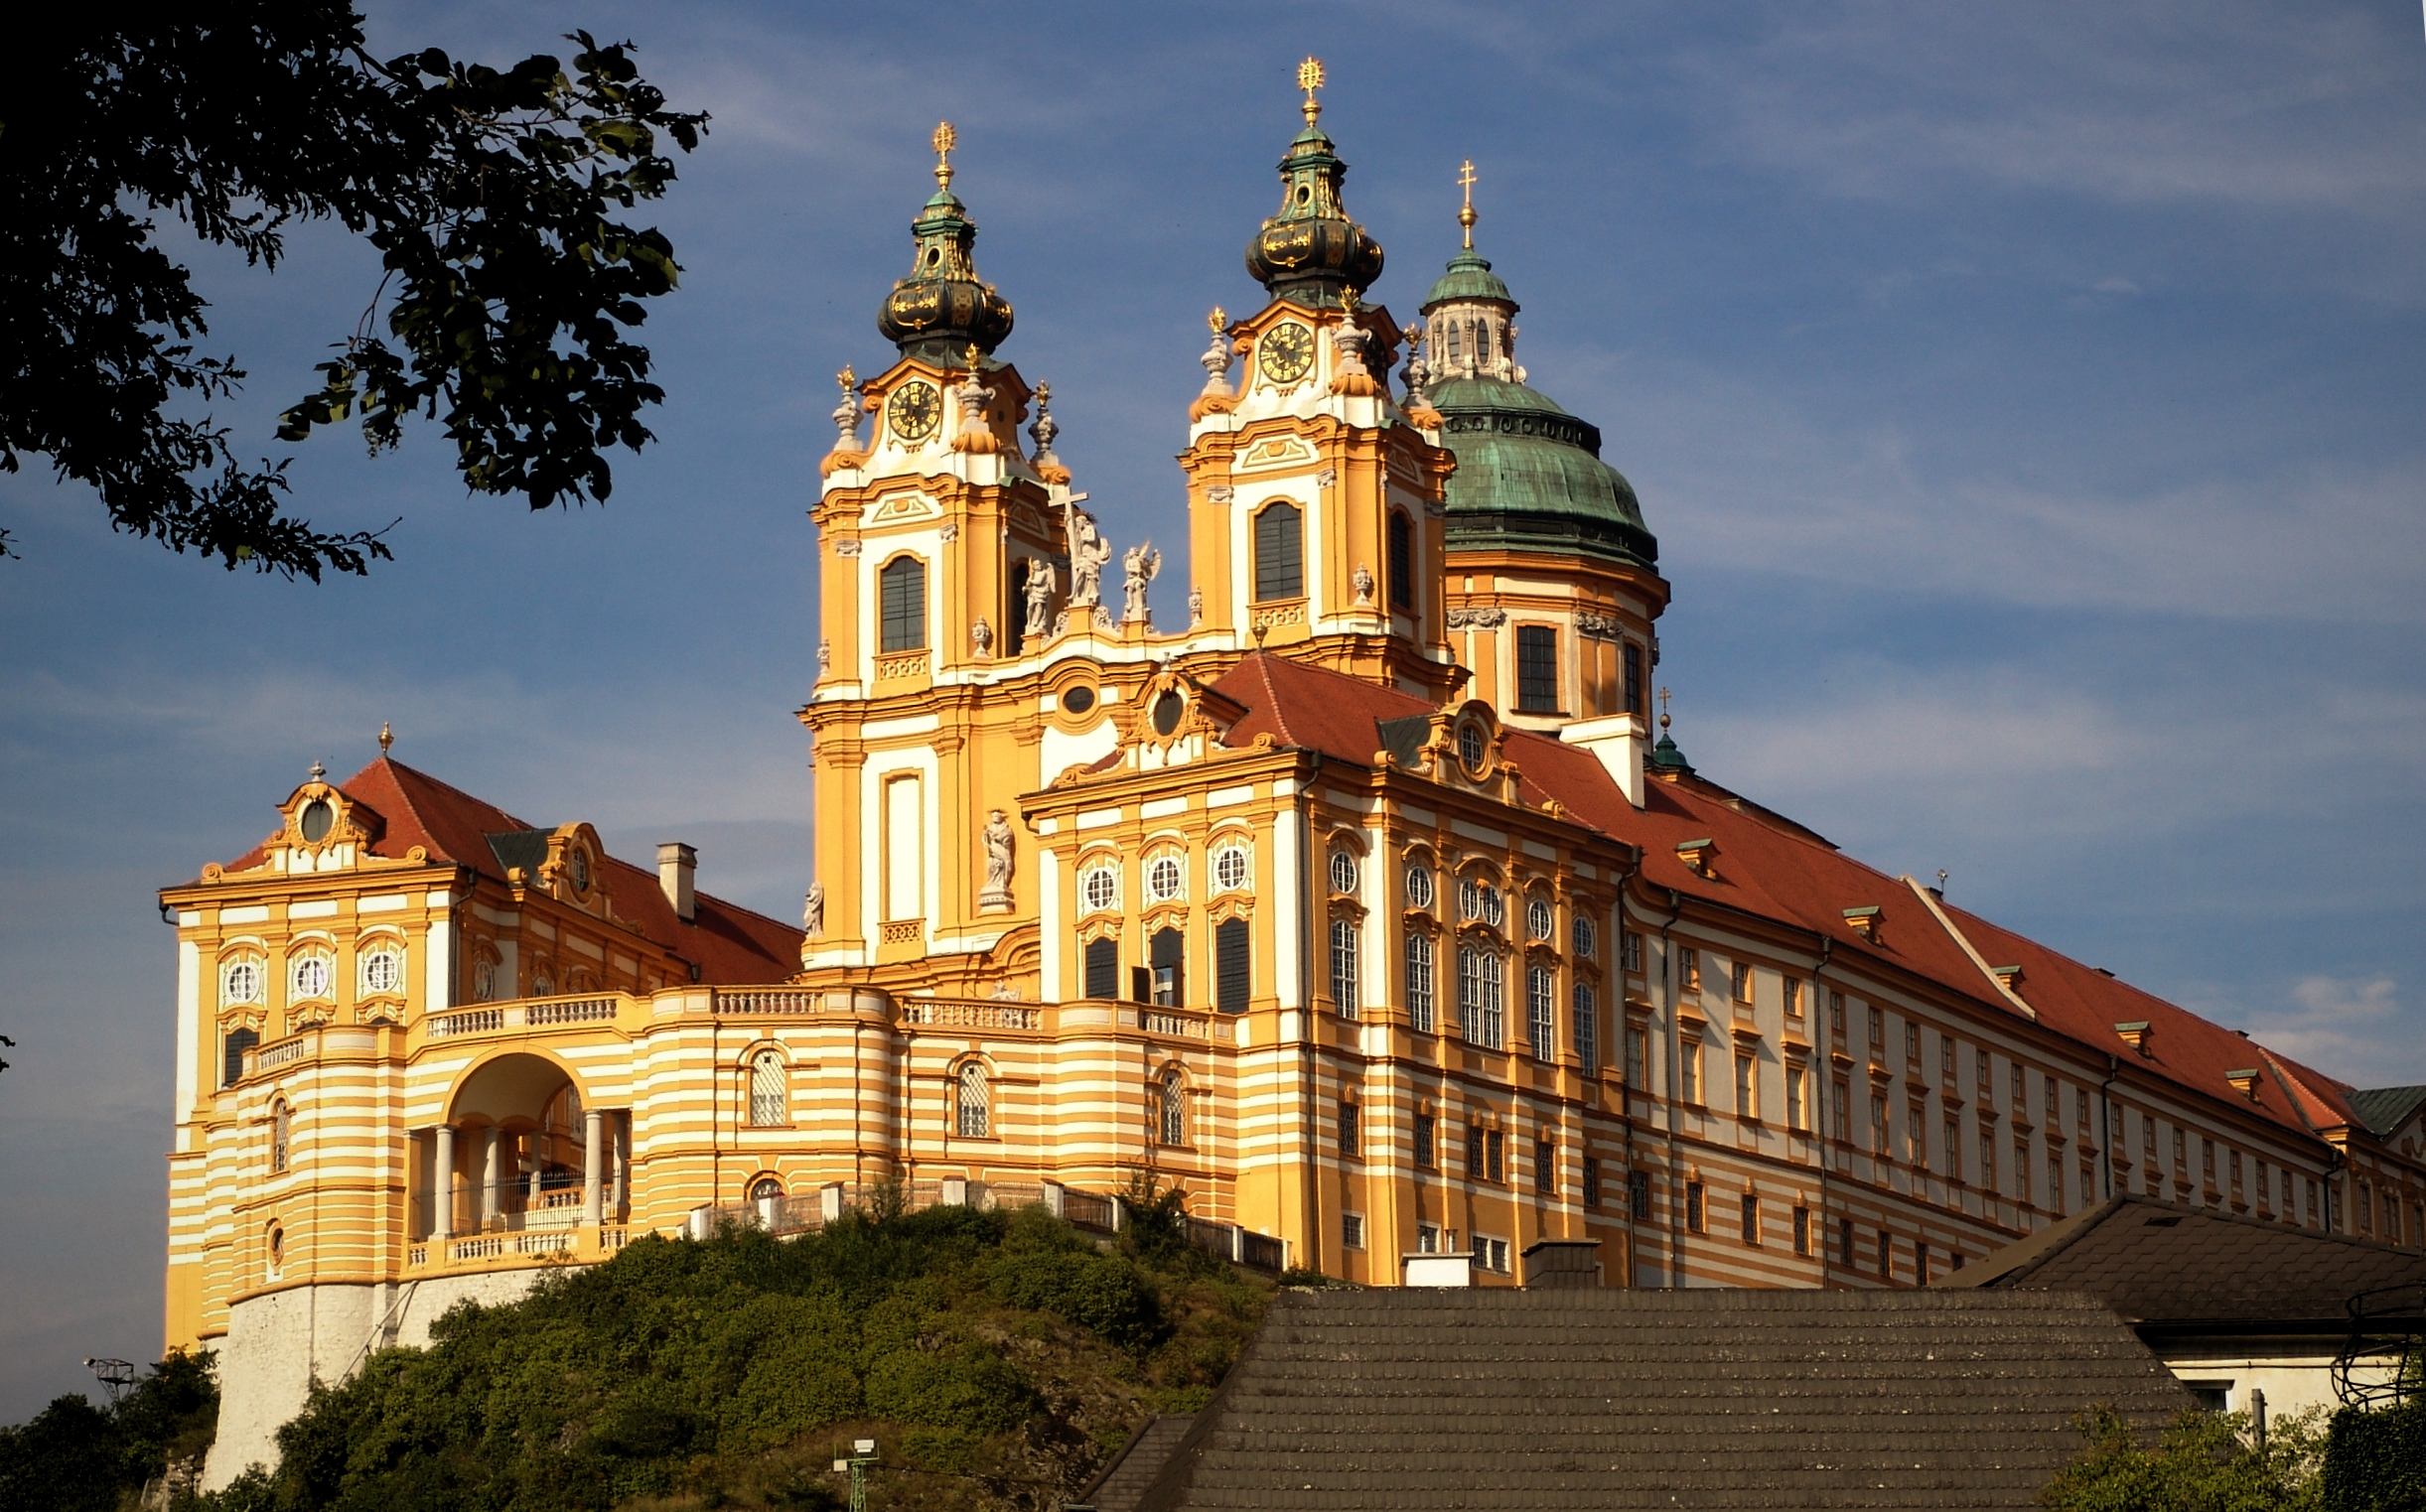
[2241,975,2419,1085]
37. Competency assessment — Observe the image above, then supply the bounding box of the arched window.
[271,1100,291,1172]
[1330,917,1359,1017]
[1386,512,1414,610]
[1252,502,1303,602]
[1405,930,1436,1032]
[1458,944,1504,1047]
[748,1049,786,1128]
[880,556,928,652]
[267,1224,284,1274]
[749,1175,785,1202]
[221,1027,259,1088]
[1526,965,1555,1059]
[957,1063,990,1138]
[1159,1069,1186,1147]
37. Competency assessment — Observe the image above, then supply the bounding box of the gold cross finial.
[1298,57,1326,125]
[1658,686,1672,732]
[1458,159,1479,250]
[931,121,957,190]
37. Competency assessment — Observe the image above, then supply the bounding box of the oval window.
[299,799,334,843]
[1405,865,1435,909]
[1063,685,1096,716]
[1458,722,1488,772]
[1152,690,1185,737]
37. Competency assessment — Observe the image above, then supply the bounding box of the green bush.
[2321,1396,2426,1512]
[2041,1402,2326,1511]
[0,1352,219,1512]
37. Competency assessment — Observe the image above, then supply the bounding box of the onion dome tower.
[1242,59,1384,310]
[1420,165,1667,756]
[877,122,1015,363]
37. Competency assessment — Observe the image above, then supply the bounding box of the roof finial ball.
[1657,686,1671,734]
[1298,56,1325,126]
[1458,158,1479,251]
[377,722,393,755]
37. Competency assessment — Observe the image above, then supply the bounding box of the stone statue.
[1353,561,1375,606]
[1188,584,1204,628]
[1068,509,1111,609]
[800,882,824,937]
[1122,542,1161,624]
[815,638,832,676]
[1023,558,1056,639]
[977,810,1015,911]
[971,616,994,658]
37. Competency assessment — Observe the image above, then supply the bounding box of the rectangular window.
[1783,977,1803,1020]
[1150,927,1184,1008]
[2049,1152,2066,1215]
[1457,945,1504,1046]
[1945,1118,1964,1184]
[1478,1237,1511,1274]
[1828,991,1845,1039]
[1680,1039,1703,1104]
[1404,930,1435,1031]
[878,556,927,652]
[1573,983,1598,1070]
[1785,1065,1806,1131]
[1526,965,1555,1059]
[1386,511,1413,610]
[1909,1105,1927,1169]
[2081,1163,2096,1208]
[2046,1075,2060,1122]
[1413,1111,1436,1170]
[1625,1025,1647,1090]
[750,1055,787,1128]
[1870,1093,1889,1156]
[1741,1192,1761,1245]
[1487,1129,1505,1184]
[1737,1051,1758,1119]
[1977,1048,1992,1092]
[1251,502,1303,601]
[1838,1215,1855,1267]
[1941,1036,1956,1084]
[1623,642,1644,716]
[1905,1023,1920,1064]
[1793,1205,1810,1256]
[2203,1139,2216,1184]
[1342,1212,1364,1251]
[1582,1156,1602,1208]
[2016,1140,2033,1205]
[1534,1139,1555,1196]
[1877,1229,1893,1280]
[1868,1007,1886,1053]
[2229,1150,2242,1198]
[1339,1100,1360,1160]
[2010,1063,2026,1113]
[1623,930,1642,973]
[2174,1128,2188,1176]
[1686,1180,1705,1232]
[1678,947,1701,993]
[1629,1168,1651,1219]
[1329,916,1359,1017]
[2142,1113,2157,1161]
[1916,1242,1930,1285]
[1831,1076,1851,1142]
[1515,625,1559,713]
[1981,1121,1998,1191]
[1466,1123,1486,1179]
[1083,935,1119,1000]
[1417,1221,1442,1254]
[1731,961,1754,1004]
[1214,916,1250,1014]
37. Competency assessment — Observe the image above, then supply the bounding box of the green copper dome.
[877,148,1014,363]
[1243,120,1383,309]
[1423,248,1514,308]
[1427,375,1658,572]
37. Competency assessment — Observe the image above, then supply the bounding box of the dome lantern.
[876,122,1015,363]
[1242,59,1383,310]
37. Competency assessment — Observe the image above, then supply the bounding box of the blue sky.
[3,0,2421,1417]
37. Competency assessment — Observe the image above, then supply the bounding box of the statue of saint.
[1023,558,1056,639]
[1068,510,1111,609]
[1121,542,1161,624]
[800,881,824,937]
[977,810,1016,911]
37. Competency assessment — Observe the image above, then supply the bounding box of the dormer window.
[299,799,334,844]
[1457,721,1488,773]
[568,847,590,893]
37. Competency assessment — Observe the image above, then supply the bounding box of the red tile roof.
[1204,650,2368,1142]
[217,757,800,985]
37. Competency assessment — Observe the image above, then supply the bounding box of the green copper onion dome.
[877,124,1014,363]
[1418,240,1656,572]
[1242,78,1383,309]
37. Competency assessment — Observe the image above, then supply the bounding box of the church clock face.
[1259,322,1315,386]
[888,380,941,443]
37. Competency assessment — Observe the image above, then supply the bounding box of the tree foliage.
[0,1351,220,1512]
[0,8,705,577]
[2042,1403,2327,1512]
[188,1203,1268,1511]
[2320,1393,2426,1512]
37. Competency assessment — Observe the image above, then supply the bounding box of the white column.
[479,1126,500,1228]
[432,1126,456,1240]
[583,1109,604,1225]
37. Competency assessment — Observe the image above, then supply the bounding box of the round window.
[1573,916,1599,958]
[291,955,331,1000]
[1212,844,1249,893]
[1405,864,1435,909]
[472,957,498,1003]
[1458,722,1488,772]
[221,960,262,1005]
[1062,685,1096,716]
[1526,897,1554,941]
[1328,848,1359,896]
[1081,866,1118,914]
[568,848,590,893]
[1148,856,1185,902]
[361,946,403,996]
[1152,690,1185,737]
[298,799,334,843]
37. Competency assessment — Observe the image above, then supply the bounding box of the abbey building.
[166,68,2426,1486]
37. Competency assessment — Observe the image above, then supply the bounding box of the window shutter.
[1083,936,1119,1000]
[1214,917,1250,1014]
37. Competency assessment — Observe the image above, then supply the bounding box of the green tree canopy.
[0,7,705,578]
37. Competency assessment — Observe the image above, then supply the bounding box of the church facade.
[166,66,2426,1485]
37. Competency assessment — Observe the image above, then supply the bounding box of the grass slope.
[211,1198,1269,1511]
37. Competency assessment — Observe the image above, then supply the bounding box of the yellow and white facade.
[167,70,2426,1486]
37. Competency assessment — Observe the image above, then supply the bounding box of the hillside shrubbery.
[196,1199,1267,1511]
